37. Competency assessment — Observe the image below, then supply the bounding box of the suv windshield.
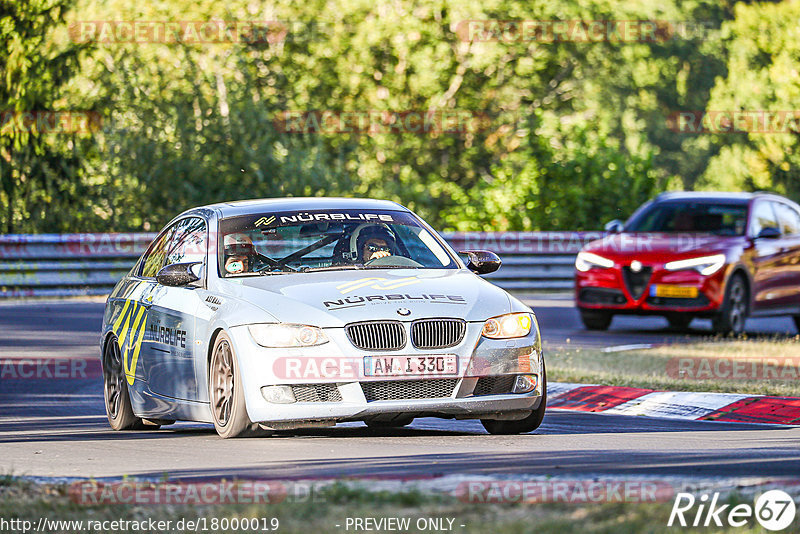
[218,209,457,276]
[625,202,748,236]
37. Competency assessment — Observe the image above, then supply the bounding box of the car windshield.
[218,209,457,276]
[625,202,748,236]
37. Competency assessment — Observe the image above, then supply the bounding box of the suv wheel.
[580,309,613,330]
[667,314,693,330]
[712,275,748,335]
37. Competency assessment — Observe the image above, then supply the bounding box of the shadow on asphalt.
[0,410,792,445]
[128,447,800,480]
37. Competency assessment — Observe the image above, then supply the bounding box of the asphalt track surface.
[1,299,799,482]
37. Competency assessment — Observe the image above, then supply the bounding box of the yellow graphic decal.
[255,216,276,226]
[336,276,422,294]
[112,299,149,385]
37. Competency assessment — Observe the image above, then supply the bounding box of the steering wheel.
[364,255,423,268]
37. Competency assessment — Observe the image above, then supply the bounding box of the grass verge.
[549,338,800,396]
[0,477,789,534]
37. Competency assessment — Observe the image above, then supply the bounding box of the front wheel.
[103,336,149,430]
[712,275,748,335]
[481,364,547,435]
[580,309,613,330]
[667,314,693,330]
[210,332,257,438]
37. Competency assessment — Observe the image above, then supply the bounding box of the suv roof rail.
[654,190,683,201]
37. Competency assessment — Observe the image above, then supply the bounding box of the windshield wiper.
[363,264,421,269]
[302,265,364,272]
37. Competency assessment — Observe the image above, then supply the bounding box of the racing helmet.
[343,223,397,262]
[223,233,255,259]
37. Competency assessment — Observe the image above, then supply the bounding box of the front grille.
[291,384,342,403]
[473,375,516,396]
[622,266,652,300]
[346,321,406,351]
[646,295,710,308]
[578,288,627,305]
[410,319,466,349]
[361,379,458,401]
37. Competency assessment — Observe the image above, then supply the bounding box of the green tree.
[0,0,91,232]
[701,0,800,202]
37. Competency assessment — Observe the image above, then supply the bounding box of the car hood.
[582,233,745,262]
[218,269,513,327]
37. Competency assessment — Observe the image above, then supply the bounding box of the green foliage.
[3,0,796,233]
[0,0,92,233]
[701,0,800,200]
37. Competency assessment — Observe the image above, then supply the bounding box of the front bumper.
[575,264,727,315]
[228,322,544,425]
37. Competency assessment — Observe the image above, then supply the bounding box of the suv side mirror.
[156,262,202,287]
[460,250,501,275]
[604,220,624,233]
[756,227,782,240]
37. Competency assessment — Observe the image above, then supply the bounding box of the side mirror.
[156,262,202,287]
[756,227,782,240]
[460,250,501,275]
[604,220,624,234]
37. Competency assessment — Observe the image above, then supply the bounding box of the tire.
[365,417,414,428]
[793,315,800,334]
[666,314,693,330]
[580,309,613,331]
[103,336,149,431]
[209,332,257,438]
[712,275,748,335]
[481,363,547,435]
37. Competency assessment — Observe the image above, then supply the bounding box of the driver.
[223,233,257,274]
[346,224,398,263]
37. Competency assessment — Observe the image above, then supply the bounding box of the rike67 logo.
[668,490,796,531]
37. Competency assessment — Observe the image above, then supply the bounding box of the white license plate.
[364,355,458,377]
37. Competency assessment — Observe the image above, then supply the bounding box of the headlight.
[247,324,328,348]
[664,254,726,276]
[575,251,615,272]
[482,313,533,339]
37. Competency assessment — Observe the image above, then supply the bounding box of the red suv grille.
[622,266,652,300]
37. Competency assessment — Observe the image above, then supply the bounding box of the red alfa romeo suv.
[575,192,800,334]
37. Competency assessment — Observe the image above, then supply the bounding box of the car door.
[772,201,800,309]
[118,225,176,389]
[144,217,208,401]
[749,200,783,312]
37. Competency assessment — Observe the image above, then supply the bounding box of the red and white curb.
[549,382,800,425]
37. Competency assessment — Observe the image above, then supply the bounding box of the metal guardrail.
[0,231,604,298]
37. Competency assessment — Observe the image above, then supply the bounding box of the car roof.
[185,197,409,219]
[653,191,785,205]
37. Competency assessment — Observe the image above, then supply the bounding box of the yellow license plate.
[652,285,699,298]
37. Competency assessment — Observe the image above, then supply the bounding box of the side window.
[140,227,175,278]
[165,217,208,266]
[774,202,800,236]
[750,201,779,237]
